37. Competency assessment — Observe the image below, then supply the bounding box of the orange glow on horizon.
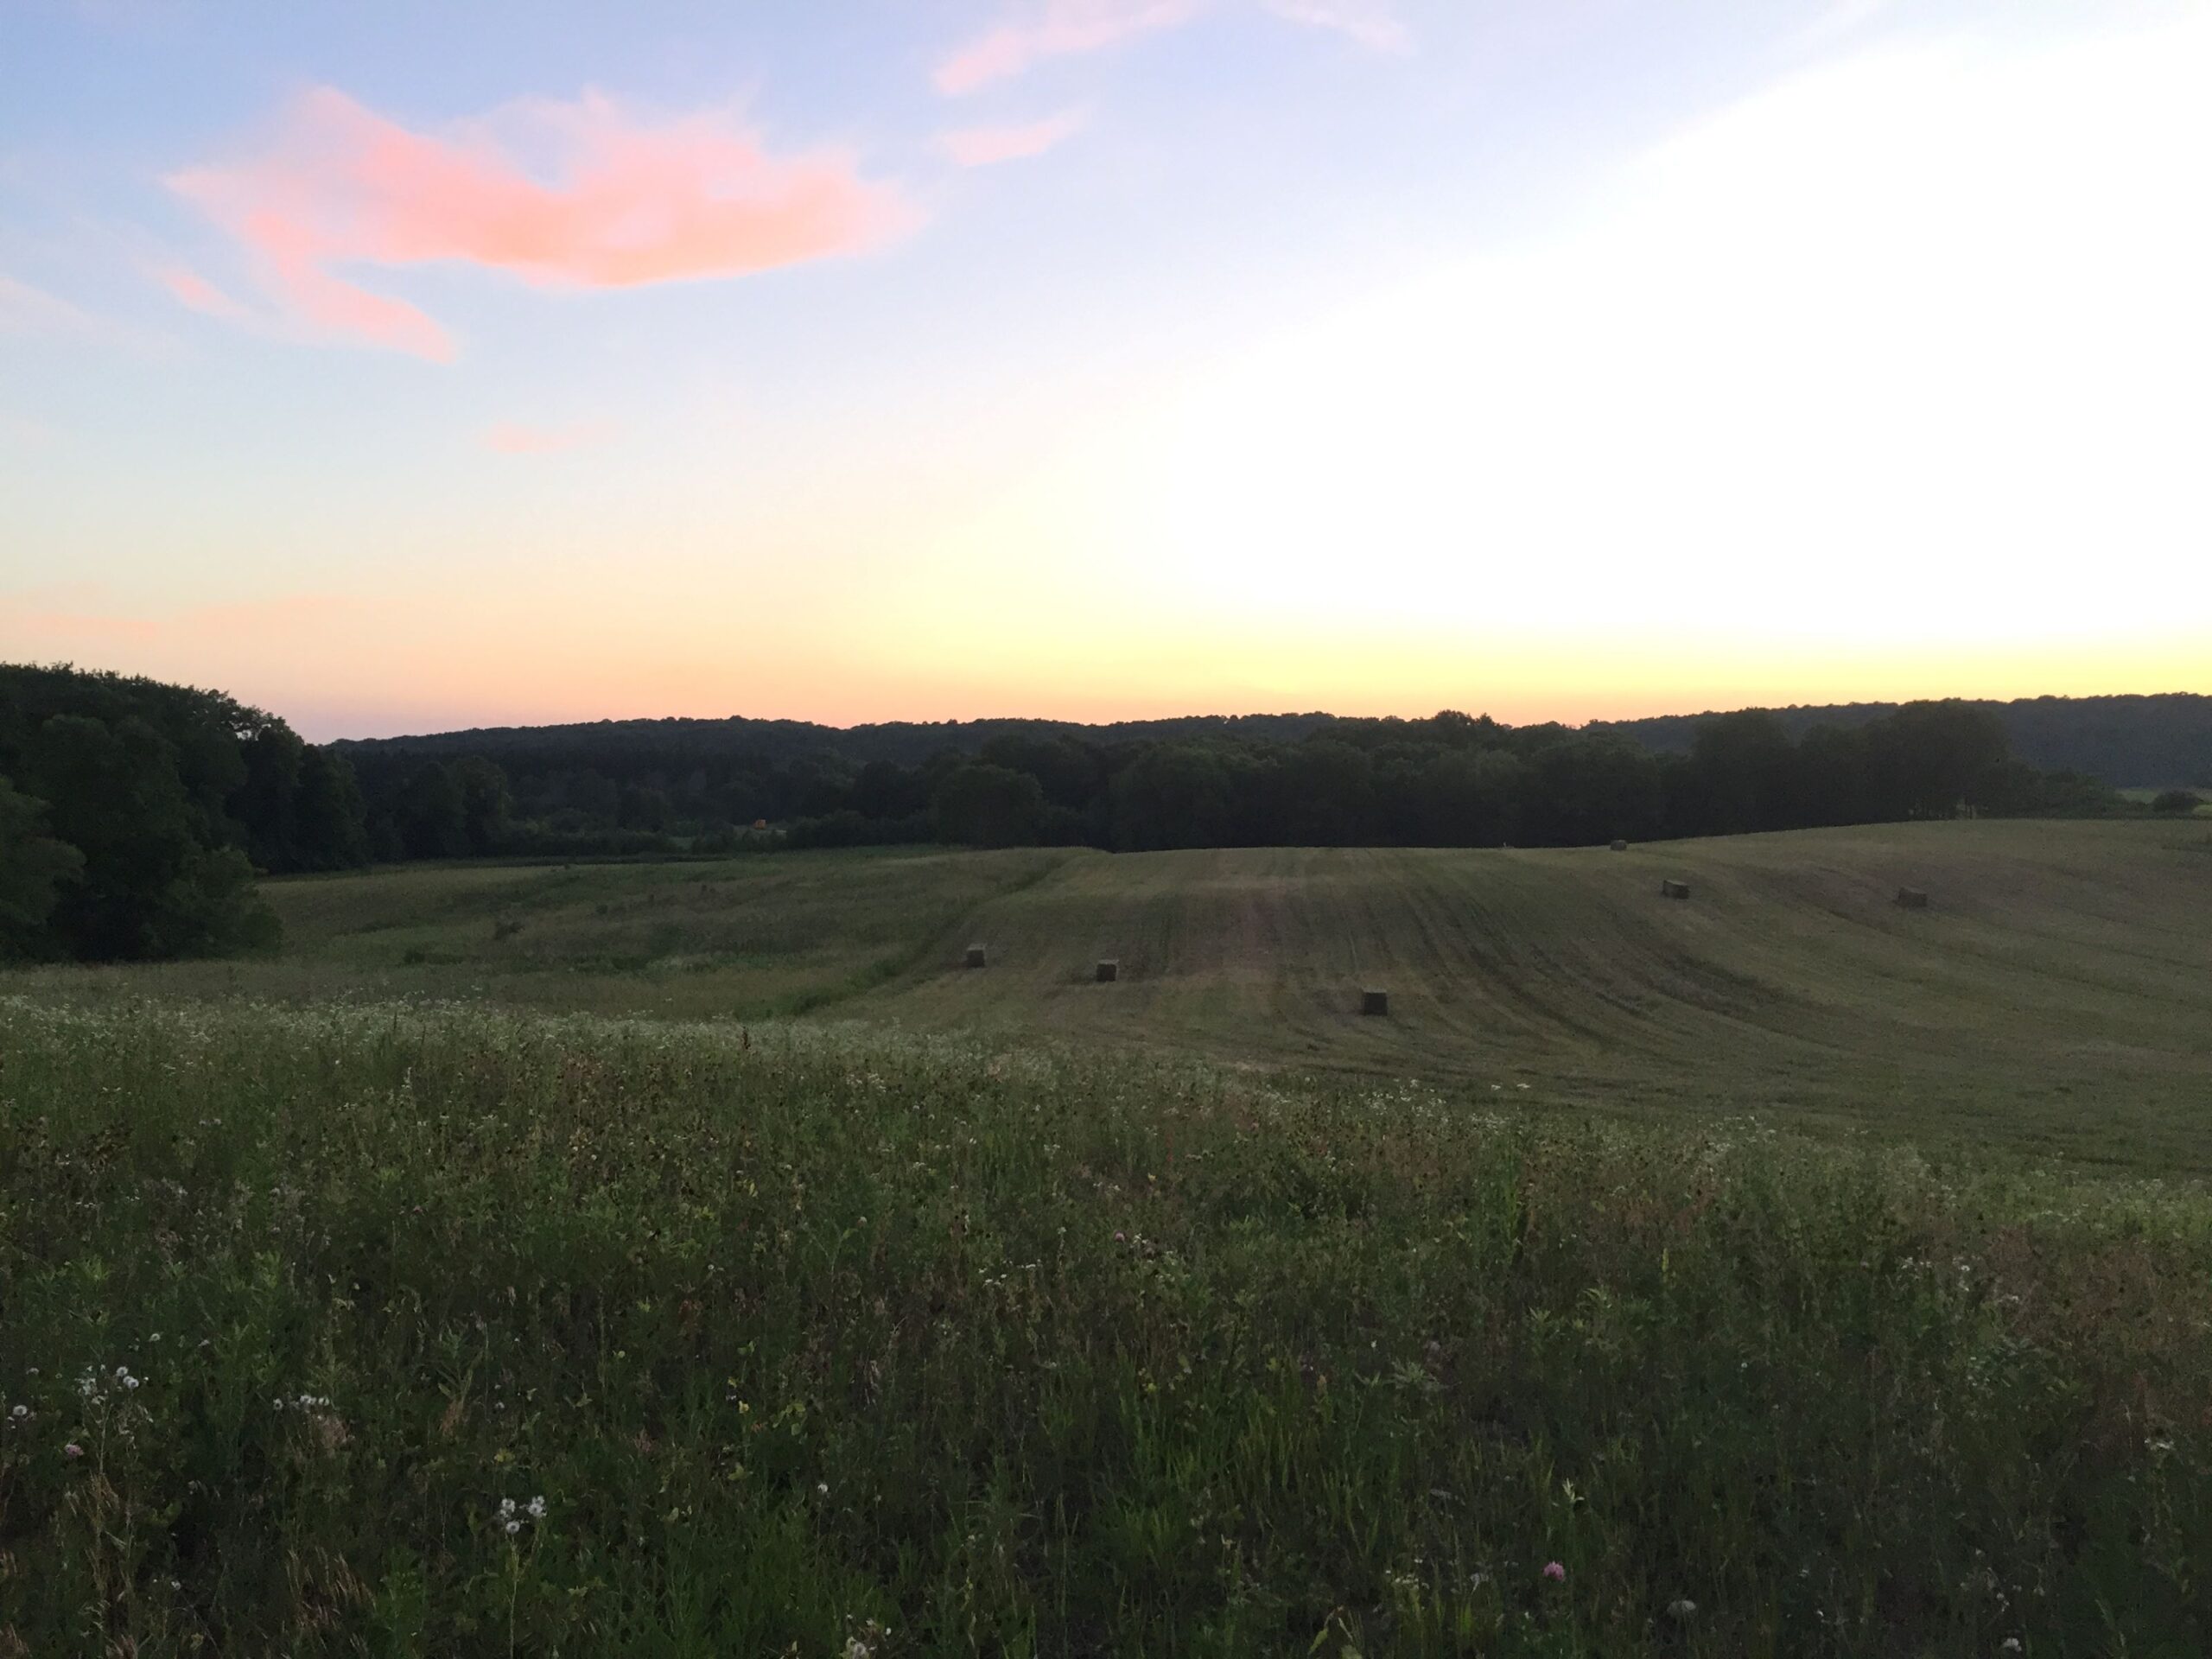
[4,581,2201,740]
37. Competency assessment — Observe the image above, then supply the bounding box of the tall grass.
[1,996,2206,1655]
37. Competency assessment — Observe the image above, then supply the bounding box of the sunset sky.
[2,0,2207,740]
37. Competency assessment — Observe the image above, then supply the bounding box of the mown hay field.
[20,819,2212,1169]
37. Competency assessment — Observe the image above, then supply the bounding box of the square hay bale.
[964,944,988,969]
[1896,887,1929,909]
[1661,879,1691,900]
[1610,838,1629,852]
[1361,988,1389,1017]
[1096,959,1119,982]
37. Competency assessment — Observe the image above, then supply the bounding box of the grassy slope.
[5,825,2211,1652]
[1,1001,2207,1656]
[18,820,2212,1169]
[878,823,2212,1168]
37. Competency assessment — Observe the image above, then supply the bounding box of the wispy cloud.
[1257,0,1408,53]
[0,270,99,336]
[936,0,1405,93]
[483,419,617,454]
[153,263,251,321]
[168,88,916,360]
[938,2,1197,95]
[937,107,1090,167]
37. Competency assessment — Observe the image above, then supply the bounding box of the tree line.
[348,699,2131,859]
[1,664,365,960]
[3,663,2173,964]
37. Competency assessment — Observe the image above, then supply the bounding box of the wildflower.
[817,1482,830,1496]
[10,1405,25,1421]
[527,1496,546,1519]
[64,1442,83,1459]
[505,1519,522,1535]
[2000,1643,2021,1654]
[1668,1598,1697,1618]
[1542,1560,1566,1581]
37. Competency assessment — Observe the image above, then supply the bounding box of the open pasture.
[4,823,2209,1651]
[19,819,2212,1169]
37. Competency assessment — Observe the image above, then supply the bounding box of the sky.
[1,0,2208,741]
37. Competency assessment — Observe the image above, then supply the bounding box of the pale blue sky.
[3,1,2205,736]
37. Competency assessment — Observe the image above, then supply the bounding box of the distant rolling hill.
[336,694,2211,786]
[1586,692,2212,786]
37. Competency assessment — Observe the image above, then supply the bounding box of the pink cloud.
[483,419,616,454]
[934,0,1405,93]
[937,1,1199,94]
[168,88,913,360]
[936,107,1090,167]
[155,264,251,321]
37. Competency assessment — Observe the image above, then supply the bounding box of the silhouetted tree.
[933,764,1046,849]
[0,775,83,957]
[1110,745,1240,850]
[1865,702,2011,819]
[397,761,469,860]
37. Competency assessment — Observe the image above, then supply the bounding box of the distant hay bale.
[1361,988,1389,1017]
[1611,839,1629,852]
[965,944,988,969]
[1896,887,1929,909]
[1096,959,1119,982]
[1661,879,1691,900]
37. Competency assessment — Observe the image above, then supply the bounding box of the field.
[23,819,2212,1169]
[3,820,2211,1654]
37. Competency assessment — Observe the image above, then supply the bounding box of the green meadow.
[4,820,2211,1653]
[23,819,2212,1166]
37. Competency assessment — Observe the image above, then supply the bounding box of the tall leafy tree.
[0,775,82,957]
[19,712,275,959]
[933,764,1046,849]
